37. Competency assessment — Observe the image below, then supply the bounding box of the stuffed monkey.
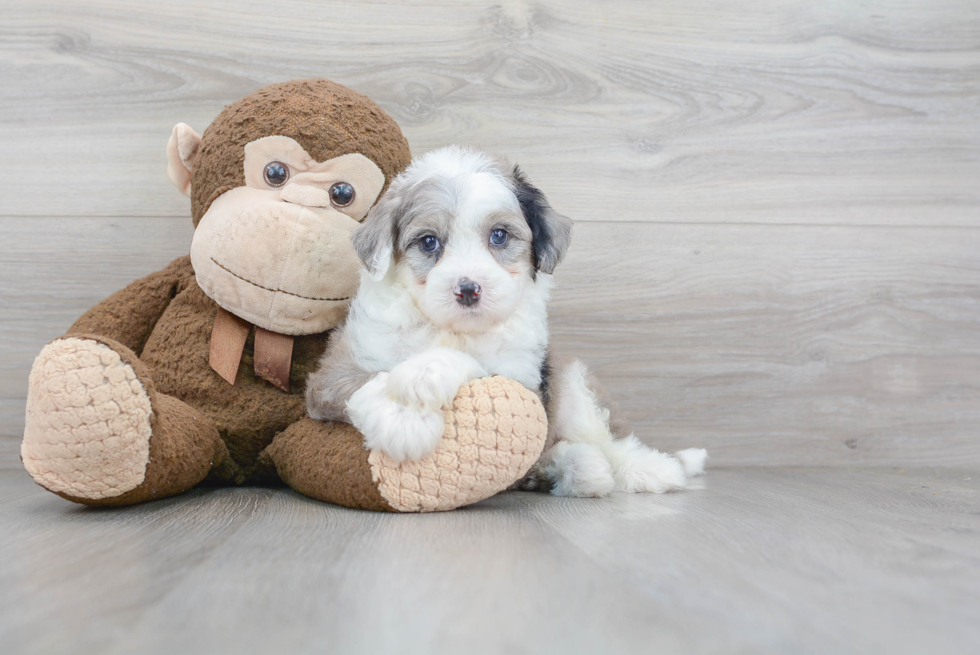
[21,79,546,512]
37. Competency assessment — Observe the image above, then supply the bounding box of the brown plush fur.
[129,256,327,481]
[41,79,413,505]
[52,331,229,507]
[266,418,395,512]
[70,255,332,482]
[69,257,190,355]
[56,252,340,505]
[191,78,412,226]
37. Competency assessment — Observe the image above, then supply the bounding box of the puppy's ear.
[352,190,399,281]
[511,166,573,274]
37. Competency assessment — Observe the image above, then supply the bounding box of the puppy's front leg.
[347,348,487,462]
[386,347,488,411]
[346,372,447,462]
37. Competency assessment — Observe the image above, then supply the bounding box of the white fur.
[359,147,522,283]
[397,167,525,334]
[386,347,488,410]
[541,442,615,498]
[346,270,551,391]
[337,146,708,485]
[604,435,687,494]
[675,448,708,477]
[547,359,689,496]
[340,149,552,461]
[343,259,549,460]
[346,372,445,462]
[551,360,615,447]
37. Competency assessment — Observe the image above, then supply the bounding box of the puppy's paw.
[541,442,616,498]
[386,347,488,411]
[347,372,445,462]
[606,435,688,493]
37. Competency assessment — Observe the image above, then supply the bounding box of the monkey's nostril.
[454,279,481,307]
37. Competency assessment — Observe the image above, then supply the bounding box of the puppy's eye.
[490,228,509,246]
[419,235,441,253]
[330,182,355,208]
[264,162,289,187]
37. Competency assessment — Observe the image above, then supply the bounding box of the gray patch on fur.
[305,330,374,423]
[353,176,460,278]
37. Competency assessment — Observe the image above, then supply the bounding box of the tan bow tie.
[208,307,294,392]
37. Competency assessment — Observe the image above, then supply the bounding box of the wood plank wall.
[2,0,978,466]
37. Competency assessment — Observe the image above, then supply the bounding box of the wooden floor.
[1,1,979,653]
[1,466,978,655]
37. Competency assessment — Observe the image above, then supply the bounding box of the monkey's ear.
[166,123,203,197]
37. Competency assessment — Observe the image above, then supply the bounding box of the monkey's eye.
[490,228,509,246]
[264,162,289,187]
[330,182,355,208]
[419,235,441,254]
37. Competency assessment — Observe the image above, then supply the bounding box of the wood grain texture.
[2,217,978,467]
[0,216,193,467]
[553,221,980,466]
[1,467,978,654]
[1,0,978,224]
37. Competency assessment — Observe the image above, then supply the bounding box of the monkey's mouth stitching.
[211,258,351,302]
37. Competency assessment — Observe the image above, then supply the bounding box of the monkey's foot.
[22,338,155,501]
[23,336,225,506]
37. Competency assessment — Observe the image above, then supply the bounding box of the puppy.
[306,146,706,496]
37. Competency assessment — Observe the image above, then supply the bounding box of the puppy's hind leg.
[535,358,621,496]
[544,358,696,495]
[539,441,615,497]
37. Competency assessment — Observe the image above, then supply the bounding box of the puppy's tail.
[675,448,708,477]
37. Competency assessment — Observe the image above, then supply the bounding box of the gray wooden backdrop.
[2,0,978,467]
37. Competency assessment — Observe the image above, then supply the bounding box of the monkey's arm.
[66,256,194,356]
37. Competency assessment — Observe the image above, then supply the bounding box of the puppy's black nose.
[454,279,481,306]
